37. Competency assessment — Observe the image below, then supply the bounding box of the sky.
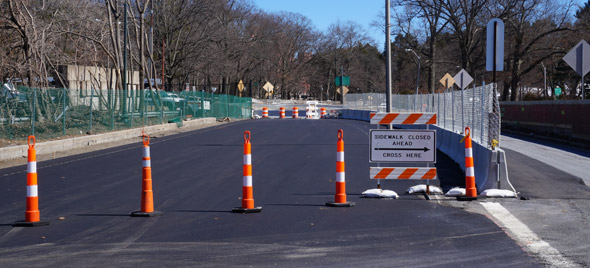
[252,0,386,51]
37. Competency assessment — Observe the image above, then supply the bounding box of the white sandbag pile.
[445,187,466,197]
[362,189,399,199]
[405,184,443,195]
[481,189,517,198]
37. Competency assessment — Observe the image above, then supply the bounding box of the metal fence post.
[481,81,485,145]
[461,86,464,132]
[89,87,94,131]
[63,88,66,136]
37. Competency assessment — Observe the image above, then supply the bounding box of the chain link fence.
[344,83,500,149]
[0,86,251,140]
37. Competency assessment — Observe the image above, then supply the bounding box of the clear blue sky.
[251,0,386,51]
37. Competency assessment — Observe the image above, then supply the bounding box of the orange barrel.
[262,107,268,118]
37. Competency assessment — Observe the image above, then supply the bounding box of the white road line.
[480,202,580,268]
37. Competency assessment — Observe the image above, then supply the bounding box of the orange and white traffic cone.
[320,108,326,119]
[262,107,268,118]
[280,107,285,118]
[131,135,160,216]
[233,131,262,213]
[326,130,355,207]
[292,107,299,118]
[14,136,49,227]
[458,127,478,201]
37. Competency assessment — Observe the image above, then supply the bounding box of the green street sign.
[335,76,350,86]
[555,87,562,96]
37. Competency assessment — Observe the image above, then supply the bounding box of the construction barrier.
[131,135,160,216]
[14,136,49,227]
[292,107,299,118]
[320,108,326,119]
[326,130,355,207]
[233,131,262,213]
[461,127,477,199]
[279,107,285,119]
[370,112,437,125]
[370,167,437,180]
[262,107,268,118]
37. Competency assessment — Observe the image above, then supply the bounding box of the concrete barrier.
[340,109,513,192]
[0,117,217,162]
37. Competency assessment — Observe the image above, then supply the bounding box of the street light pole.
[405,49,420,112]
[385,0,392,114]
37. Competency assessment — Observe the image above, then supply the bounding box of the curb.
[0,117,217,162]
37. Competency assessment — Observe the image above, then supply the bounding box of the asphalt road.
[0,119,539,267]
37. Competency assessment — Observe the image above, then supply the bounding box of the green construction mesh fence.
[0,86,251,140]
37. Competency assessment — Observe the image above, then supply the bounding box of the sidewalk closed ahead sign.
[370,129,436,163]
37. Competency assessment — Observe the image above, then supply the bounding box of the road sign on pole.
[370,129,436,163]
[453,69,473,90]
[563,40,590,77]
[563,40,590,99]
[238,80,245,92]
[263,82,274,93]
[335,76,350,86]
[486,18,504,72]
[336,86,349,95]
[439,73,455,89]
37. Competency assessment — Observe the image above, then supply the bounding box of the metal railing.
[344,83,500,149]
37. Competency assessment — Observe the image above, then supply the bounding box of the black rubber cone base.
[325,202,355,207]
[13,220,50,227]
[456,196,478,201]
[131,211,162,217]
[232,207,262,213]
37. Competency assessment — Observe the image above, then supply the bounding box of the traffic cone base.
[13,220,49,227]
[231,207,262,213]
[325,202,355,207]
[131,211,162,217]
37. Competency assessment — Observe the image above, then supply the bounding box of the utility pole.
[385,0,392,114]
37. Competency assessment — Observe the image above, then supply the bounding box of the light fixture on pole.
[405,49,421,112]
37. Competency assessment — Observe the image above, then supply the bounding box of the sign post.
[263,82,274,104]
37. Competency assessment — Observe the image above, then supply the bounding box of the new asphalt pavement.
[0,119,541,267]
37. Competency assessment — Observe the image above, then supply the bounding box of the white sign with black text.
[370,129,436,163]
